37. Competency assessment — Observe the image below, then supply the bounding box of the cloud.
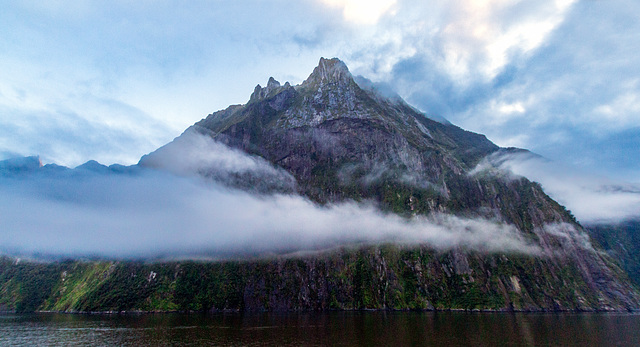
[442,0,640,178]
[140,128,290,179]
[593,90,640,129]
[435,0,576,80]
[0,133,540,259]
[320,0,397,25]
[475,151,640,224]
[0,105,171,167]
[542,223,593,253]
[341,0,575,83]
[139,128,297,193]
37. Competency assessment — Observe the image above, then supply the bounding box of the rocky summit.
[189,57,500,203]
[2,58,639,313]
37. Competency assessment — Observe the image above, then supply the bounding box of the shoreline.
[6,307,638,315]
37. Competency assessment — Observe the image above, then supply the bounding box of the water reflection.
[1,311,639,346]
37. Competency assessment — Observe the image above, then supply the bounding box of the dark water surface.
[1,311,639,346]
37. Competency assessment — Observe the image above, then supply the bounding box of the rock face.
[192,57,500,206]
[0,244,637,313]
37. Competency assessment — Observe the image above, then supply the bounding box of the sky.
[0,0,638,181]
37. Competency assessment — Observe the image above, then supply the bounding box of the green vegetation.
[0,244,632,313]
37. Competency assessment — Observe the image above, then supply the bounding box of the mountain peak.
[302,57,353,87]
[250,77,291,102]
[76,160,109,172]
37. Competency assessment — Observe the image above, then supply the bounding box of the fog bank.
[0,133,541,259]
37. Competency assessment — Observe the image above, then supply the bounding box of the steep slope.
[155,58,576,234]
[184,58,560,229]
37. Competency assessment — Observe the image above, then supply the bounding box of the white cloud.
[497,102,525,115]
[0,178,541,258]
[478,151,640,224]
[320,0,397,25]
[481,100,528,126]
[0,133,540,259]
[593,91,640,130]
[394,0,577,82]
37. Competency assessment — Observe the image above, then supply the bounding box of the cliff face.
[0,246,635,313]
[2,58,639,312]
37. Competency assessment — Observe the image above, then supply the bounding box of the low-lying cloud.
[0,133,540,259]
[139,127,297,193]
[474,151,640,225]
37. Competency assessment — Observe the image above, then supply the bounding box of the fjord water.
[1,312,639,346]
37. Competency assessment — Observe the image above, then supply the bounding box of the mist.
[475,151,640,224]
[0,132,541,259]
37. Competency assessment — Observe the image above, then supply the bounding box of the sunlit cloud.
[432,0,577,81]
[497,102,525,115]
[320,0,397,25]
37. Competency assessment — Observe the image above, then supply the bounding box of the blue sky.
[1,0,639,183]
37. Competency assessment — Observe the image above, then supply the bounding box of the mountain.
[143,58,594,237]
[1,58,639,312]
[185,58,500,205]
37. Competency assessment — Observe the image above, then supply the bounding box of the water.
[1,311,639,346]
